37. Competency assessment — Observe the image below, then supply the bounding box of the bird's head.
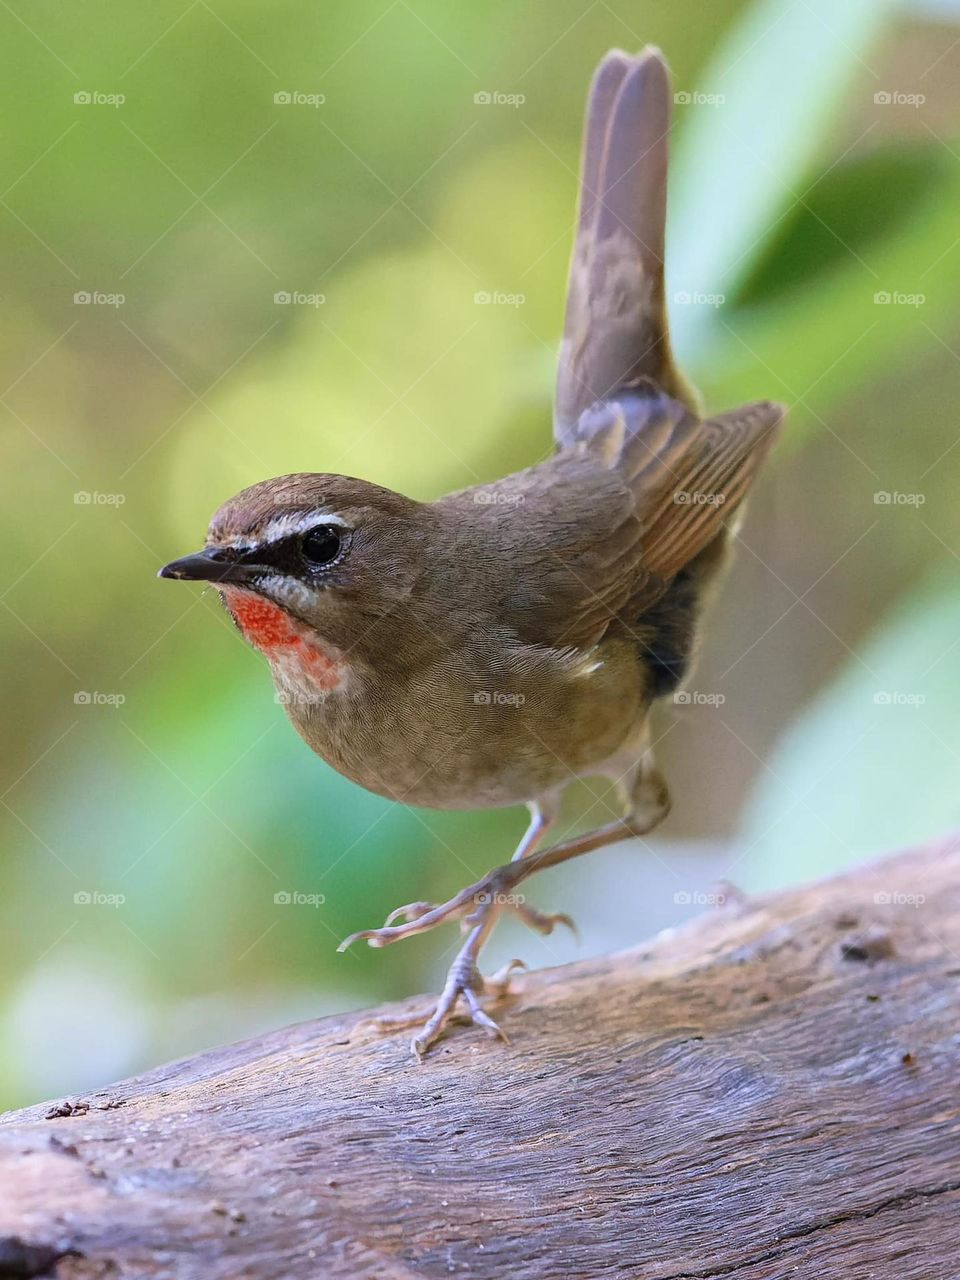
[159,473,428,691]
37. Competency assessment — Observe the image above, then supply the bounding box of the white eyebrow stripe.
[220,511,349,550]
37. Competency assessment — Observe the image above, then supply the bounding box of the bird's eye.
[300,524,343,567]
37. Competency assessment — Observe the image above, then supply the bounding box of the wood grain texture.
[1,834,959,1280]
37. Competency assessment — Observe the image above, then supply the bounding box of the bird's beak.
[157,549,265,585]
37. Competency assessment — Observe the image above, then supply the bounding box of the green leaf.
[737,562,960,888]
[668,0,895,356]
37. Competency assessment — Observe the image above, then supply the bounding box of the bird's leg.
[409,911,504,1057]
[355,797,562,938]
[506,795,574,934]
[341,763,668,951]
[511,797,559,860]
[340,762,670,1055]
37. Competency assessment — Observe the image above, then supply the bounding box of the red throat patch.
[221,588,343,693]
[225,591,298,650]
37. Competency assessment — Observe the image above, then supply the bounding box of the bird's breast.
[220,588,345,696]
[280,635,649,810]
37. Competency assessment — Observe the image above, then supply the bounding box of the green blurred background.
[2,0,959,1109]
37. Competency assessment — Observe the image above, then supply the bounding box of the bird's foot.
[338,864,576,952]
[365,958,526,1038]
[339,863,576,1057]
[411,951,528,1059]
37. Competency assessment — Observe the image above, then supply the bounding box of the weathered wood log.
[1,833,959,1279]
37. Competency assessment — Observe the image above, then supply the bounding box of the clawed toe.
[513,902,579,938]
[337,926,390,951]
[486,957,528,996]
[383,900,435,926]
[410,954,527,1058]
[338,893,470,952]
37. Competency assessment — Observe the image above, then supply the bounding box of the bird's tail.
[554,47,696,447]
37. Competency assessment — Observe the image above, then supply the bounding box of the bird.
[159,46,783,1058]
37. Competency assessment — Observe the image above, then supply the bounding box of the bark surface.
[1,834,958,1279]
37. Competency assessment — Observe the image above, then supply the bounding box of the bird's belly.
[283,645,646,810]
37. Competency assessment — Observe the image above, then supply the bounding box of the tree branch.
[1,832,958,1279]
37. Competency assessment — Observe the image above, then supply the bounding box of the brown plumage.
[160,47,783,1057]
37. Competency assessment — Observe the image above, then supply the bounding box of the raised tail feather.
[555,48,784,592]
[555,47,694,444]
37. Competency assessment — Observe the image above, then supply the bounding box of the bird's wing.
[555,47,692,443]
[499,390,783,650]
[578,390,783,599]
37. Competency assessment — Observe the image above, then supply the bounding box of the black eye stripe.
[233,527,342,571]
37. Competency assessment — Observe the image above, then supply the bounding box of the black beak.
[157,549,264,585]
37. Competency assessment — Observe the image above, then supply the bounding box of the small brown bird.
[160,47,783,1057]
